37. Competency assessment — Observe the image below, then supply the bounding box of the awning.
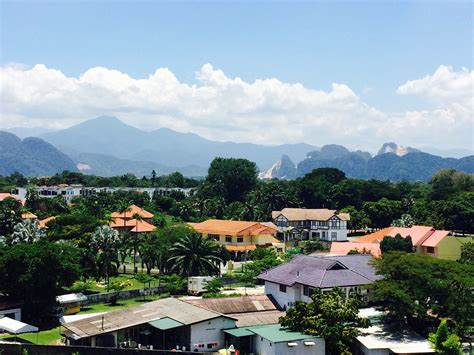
[223,328,254,337]
[148,317,183,330]
[225,245,257,252]
[0,317,38,334]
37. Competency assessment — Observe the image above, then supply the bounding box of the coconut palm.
[130,212,144,273]
[168,233,224,276]
[11,219,45,244]
[91,225,120,289]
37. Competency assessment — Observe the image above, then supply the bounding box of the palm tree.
[130,212,144,273]
[168,233,224,277]
[11,219,45,244]
[91,225,120,290]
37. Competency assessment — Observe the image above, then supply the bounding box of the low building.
[189,219,281,260]
[62,297,236,352]
[272,208,350,242]
[223,323,325,355]
[258,254,381,310]
[110,204,156,234]
[356,226,471,260]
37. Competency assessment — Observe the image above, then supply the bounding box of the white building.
[11,185,195,203]
[258,255,380,310]
[272,208,350,242]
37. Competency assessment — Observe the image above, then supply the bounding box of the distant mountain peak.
[378,142,420,157]
[259,155,296,180]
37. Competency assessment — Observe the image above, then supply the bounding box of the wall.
[436,237,464,260]
[264,281,301,309]
[0,308,21,321]
[253,336,325,355]
[189,316,236,352]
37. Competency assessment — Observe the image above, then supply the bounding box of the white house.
[258,255,381,310]
[272,208,350,242]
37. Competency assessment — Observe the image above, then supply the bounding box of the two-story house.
[189,219,282,260]
[272,208,350,242]
[257,254,381,310]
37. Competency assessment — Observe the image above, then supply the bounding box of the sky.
[0,0,473,153]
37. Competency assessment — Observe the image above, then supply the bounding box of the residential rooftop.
[272,208,350,221]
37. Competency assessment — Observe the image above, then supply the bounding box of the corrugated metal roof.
[185,295,278,314]
[227,310,285,327]
[148,317,183,330]
[62,297,235,339]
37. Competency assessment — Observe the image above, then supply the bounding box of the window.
[427,246,435,253]
[209,234,219,241]
[331,232,337,241]
[303,285,315,297]
[237,237,243,243]
[279,284,286,293]
[225,236,232,243]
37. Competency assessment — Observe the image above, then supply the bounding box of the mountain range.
[0,116,473,180]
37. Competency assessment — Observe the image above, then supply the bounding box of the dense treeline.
[1,158,473,233]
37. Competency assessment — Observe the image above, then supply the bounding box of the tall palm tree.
[131,212,144,273]
[91,225,120,289]
[168,234,224,277]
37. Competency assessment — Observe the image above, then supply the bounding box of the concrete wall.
[189,316,236,352]
[253,336,325,355]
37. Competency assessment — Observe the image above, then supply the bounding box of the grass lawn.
[72,273,163,294]
[0,326,62,345]
[78,294,170,314]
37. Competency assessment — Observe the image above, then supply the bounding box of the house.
[223,323,325,355]
[0,192,23,204]
[258,254,381,310]
[189,219,282,260]
[355,226,471,260]
[110,204,156,234]
[271,208,350,242]
[62,297,236,352]
[329,242,381,257]
[184,295,285,327]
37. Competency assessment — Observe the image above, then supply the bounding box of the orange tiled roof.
[225,244,257,252]
[39,216,56,228]
[355,227,395,243]
[110,204,153,219]
[0,193,22,202]
[129,219,156,233]
[110,217,136,228]
[21,212,37,219]
[191,219,277,236]
[356,225,439,246]
[330,242,381,257]
[421,230,451,247]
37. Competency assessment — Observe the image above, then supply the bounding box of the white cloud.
[0,63,472,151]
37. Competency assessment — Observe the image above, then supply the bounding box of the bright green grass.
[72,273,162,294]
[0,326,62,345]
[78,294,170,314]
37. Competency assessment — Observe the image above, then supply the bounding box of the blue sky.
[1,1,472,151]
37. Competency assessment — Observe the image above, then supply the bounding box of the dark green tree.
[380,234,413,254]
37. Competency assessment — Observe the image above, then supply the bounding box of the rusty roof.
[228,310,285,327]
[184,295,278,314]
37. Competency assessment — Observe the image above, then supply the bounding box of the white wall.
[253,336,325,355]
[190,317,236,352]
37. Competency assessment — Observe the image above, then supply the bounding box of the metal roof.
[148,317,183,330]
[184,295,278,314]
[258,254,381,288]
[227,310,285,327]
[62,297,236,339]
[225,324,319,343]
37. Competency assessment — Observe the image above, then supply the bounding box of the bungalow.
[189,219,282,260]
[62,297,236,352]
[272,208,350,242]
[355,226,471,260]
[258,254,381,310]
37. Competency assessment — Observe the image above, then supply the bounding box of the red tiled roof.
[0,193,22,202]
[191,219,276,236]
[129,219,156,233]
[39,216,56,228]
[356,225,436,246]
[21,212,37,219]
[110,204,153,219]
[421,230,451,247]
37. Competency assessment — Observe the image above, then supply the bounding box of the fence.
[85,286,166,305]
[0,343,215,355]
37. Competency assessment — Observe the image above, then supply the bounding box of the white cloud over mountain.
[1,63,472,151]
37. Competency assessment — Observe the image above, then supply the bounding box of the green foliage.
[0,197,22,238]
[372,253,474,339]
[203,278,223,294]
[0,240,81,319]
[299,239,329,254]
[429,320,462,354]
[459,242,474,264]
[363,198,402,229]
[380,234,413,254]
[280,288,370,355]
[168,233,224,276]
[340,205,370,232]
[160,274,187,295]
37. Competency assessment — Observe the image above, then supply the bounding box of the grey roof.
[184,295,278,314]
[62,297,235,340]
[258,254,381,289]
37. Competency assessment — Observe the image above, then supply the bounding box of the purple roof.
[258,254,381,289]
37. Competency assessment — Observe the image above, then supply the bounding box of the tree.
[108,279,131,305]
[429,320,462,354]
[340,206,370,232]
[11,219,46,244]
[0,197,22,238]
[203,278,223,294]
[363,198,402,229]
[168,233,224,276]
[372,253,474,339]
[392,213,415,227]
[91,225,120,288]
[135,273,154,300]
[206,158,258,202]
[279,288,370,354]
[0,240,80,320]
[459,242,474,264]
[380,234,413,254]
